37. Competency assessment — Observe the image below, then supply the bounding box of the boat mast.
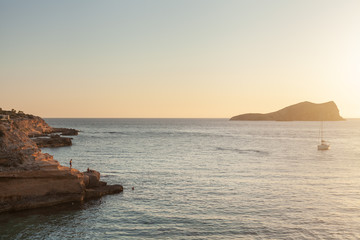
[320,121,323,141]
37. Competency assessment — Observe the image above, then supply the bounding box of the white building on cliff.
[0,115,10,121]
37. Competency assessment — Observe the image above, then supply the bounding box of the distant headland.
[230,101,345,121]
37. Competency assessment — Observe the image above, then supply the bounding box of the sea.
[1,118,360,239]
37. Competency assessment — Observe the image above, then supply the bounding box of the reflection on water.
[0,199,105,239]
[1,119,360,239]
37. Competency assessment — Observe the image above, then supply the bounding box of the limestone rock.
[1,109,78,148]
[13,117,53,136]
[52,128,79,136]
[83,170,101,188]
[0,168,86,212]
[0,121,47,169]
[0,110,123,213]
[32,135,73,148]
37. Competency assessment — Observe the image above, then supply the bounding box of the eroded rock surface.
[0,110,78,148]
[83,170,123,199]
[0,111,123,213]
[32,135,73,148]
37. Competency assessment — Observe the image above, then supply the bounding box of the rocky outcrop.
[230,101,345,121]
[0,120,53,169]
[83,170,101,188]
[83,170,123,199]
[0,111,123,213]
[0,109,78,148]
[32,134,73,148]
[52,128,79,136]
[13,116,53,136]
[0,168,86,212]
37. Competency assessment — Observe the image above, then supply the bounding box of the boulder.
[83,170,101,188]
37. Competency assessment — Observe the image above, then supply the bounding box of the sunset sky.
[1,0,360,118]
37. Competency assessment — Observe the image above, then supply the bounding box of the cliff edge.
[0,110,122,213]
[230,101,344,121]
[1,109,78,148]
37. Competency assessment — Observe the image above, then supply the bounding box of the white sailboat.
[317,121,330,150]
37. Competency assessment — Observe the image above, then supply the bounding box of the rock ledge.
[0,109,123,213]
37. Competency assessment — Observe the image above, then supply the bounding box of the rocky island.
[230,101,345,121]
[0,109,123,213]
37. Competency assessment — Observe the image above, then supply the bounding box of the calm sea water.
[1,119,360,239]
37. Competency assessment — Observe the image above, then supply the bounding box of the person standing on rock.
[69,159,72,169]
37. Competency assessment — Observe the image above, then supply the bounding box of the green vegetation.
[0,108,35,119]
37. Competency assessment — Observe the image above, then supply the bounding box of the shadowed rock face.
[83,170,123,200]
[0,169,86,212]
[0,112,123,213]
[0,120,86,212]
[52,128,79,136]
[230,101,345,121]
[32,135,73,148]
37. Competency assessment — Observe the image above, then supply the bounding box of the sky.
[1,0,360,118]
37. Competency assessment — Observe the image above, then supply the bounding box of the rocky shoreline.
[31,134,73,148]
[0,109,123,213]
[29,127,79,148]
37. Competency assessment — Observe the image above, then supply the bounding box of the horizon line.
[43,117,360,120]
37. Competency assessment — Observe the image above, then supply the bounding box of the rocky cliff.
[1,109,78,148]
[13,116,53,136]
[230,101,345,121]
[0,111,122,213]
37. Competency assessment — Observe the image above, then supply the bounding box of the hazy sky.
[1,0,360,118]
